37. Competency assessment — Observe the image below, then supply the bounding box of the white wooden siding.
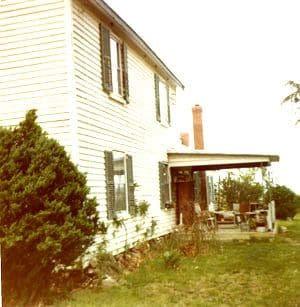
[0,0,74,154]
[72,0,179,253]
[0,0,181,255]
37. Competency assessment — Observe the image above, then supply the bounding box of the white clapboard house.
[0,0,279,253]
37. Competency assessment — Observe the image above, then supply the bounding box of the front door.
[176,181,195,225]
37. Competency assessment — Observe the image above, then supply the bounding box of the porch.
[167,150,279,239]
[190,201,277,241]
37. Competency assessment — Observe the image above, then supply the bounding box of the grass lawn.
[55,214,300,307]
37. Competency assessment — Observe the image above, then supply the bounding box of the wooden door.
[176,182,195,225]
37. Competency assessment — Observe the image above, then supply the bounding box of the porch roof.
[167,150,279,170]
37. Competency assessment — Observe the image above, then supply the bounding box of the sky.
[105,0,300,193]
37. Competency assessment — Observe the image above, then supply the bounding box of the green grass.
[55,215,300,307]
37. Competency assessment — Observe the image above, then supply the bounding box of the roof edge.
[167,151,280,170]
[167,151,280,163]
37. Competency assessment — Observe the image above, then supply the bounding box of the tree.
[216,169,264,210]
[283,80,300,123]
[0,110,99,304]
[283,80,300,104]
[265,184,298,220]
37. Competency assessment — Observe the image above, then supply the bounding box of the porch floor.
[215,223,277,241]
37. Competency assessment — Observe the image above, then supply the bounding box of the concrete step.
[216,232,250,241]
[216,230,275,241]
[217,223,238,229]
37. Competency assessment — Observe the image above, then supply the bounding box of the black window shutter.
[167,86,171,125]
[165,166,170,205]
[126,155,135,215]
[159,162,165,209]
[117,65,122,96]
[171,180,176,204]
[193,171,201,204]
[121,44,130,103]
[100,24,112,93]
[154,74,161,122]
[159,162,169,209]
[104,151,115,219]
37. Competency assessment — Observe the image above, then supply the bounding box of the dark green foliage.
[163,250,181,269]
[295,195,300,213]
[265,184,298,219]
[283,80,300,104]
[216,170,264,210]
[283,80,300,123]
[135,200,150,217]
[0,110,99,304]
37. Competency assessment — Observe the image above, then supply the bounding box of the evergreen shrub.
[0,110,99,304]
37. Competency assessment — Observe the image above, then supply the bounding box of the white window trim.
[109,92,127,105]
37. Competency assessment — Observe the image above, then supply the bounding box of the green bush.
[0,110,99,304]
[266,185,298,219]
[295,195,300,213]
[163,250,181,269]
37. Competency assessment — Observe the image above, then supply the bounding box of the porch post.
[0,245,2,307]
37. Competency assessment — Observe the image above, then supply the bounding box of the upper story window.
[154,74,171,126]
[104,151,135,219]
[100,24,129,102]
[110,36,124,97]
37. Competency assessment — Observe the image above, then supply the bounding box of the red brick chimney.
[180,132,189,147]
[192,104,208,210]
[192,104,204,150]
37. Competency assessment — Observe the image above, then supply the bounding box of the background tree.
[264,184,299,220]
[216,168,299,219]
[283,81,300,104]
[0,110,99,304]
[216,169,264,210]
[283,80,300,123]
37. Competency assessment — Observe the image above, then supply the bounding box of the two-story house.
[0,0,186,253]
[0,0,279,253]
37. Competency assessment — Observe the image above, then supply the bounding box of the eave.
[167,150,280,170]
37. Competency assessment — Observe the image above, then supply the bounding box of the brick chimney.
[192,104,208,210]
[192,104,204,150]
[180,132,189,147]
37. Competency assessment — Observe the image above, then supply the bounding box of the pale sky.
[105,0,300,193]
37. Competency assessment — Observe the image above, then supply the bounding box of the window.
[113,151,127,211]
[159,162,170,209]
[193,171,208,209]
[104,151,135,219]
[206,175,215,204]
[110,36,124,97]
[100,24,129,102]
[155,74,171,125]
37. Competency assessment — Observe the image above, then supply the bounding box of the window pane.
[159,162,170,207]
[110,38,119,95]
[113,152,127,211]
[110,37,123,96]
[116,43,124,96]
